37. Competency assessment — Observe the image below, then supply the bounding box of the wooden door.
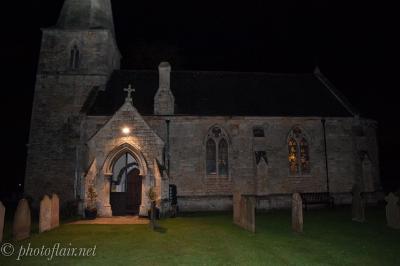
[126,168,142,214]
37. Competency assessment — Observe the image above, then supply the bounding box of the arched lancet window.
[300,138,310,174]
[111,152,139,192]
[69,45,80,69]
[206,126,229,177]
[287,127,310,175]
[218,139,228,176]
[288,137,298,175]
[206,139,217,174]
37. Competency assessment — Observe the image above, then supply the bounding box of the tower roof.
[56,0,115,35]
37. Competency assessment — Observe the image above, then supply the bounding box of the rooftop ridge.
[116,69,315,76]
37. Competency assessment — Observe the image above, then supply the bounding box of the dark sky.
[1,0,398,193]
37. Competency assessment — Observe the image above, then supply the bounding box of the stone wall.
[257,194,293,209]
[178,196,232,212]
[145,115,380,211]
[37,29,120,75]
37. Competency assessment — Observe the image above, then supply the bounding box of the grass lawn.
[1,207,399,265]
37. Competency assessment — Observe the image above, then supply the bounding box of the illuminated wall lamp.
[122,127,131,135]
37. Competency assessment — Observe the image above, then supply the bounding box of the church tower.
[25,0,120,206]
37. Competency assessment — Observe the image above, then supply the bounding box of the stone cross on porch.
[124,84,135,103]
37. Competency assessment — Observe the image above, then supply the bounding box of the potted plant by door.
[147,187,158,229]
[85,185,98,219]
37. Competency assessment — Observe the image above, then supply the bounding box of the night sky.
[1,1,398,194]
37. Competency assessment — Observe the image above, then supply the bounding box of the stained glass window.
[288,127,310,176]
[218,139,229,176]
[206,126,229,177]
[300,138,310,174]
[288,137,298,175]
[206,139,217,175]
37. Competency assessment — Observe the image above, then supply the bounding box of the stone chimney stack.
[159,62,171,89]
[154,62,175,115]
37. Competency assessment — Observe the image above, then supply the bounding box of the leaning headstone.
[292,193,303,233]
[385,193,400,230]
[352,184,365,222]
[0,201,5,242]
[39,195,52,233]
[13,199,31,241]
[51,194,60,229]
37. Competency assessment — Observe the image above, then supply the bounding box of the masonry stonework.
[144,116,380,210]
[25,0,120,207]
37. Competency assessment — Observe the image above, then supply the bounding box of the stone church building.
[25,0,381,217]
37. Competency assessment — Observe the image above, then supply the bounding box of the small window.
[253,127,265,137]
[255,151,268,164]
[69,45,80,69]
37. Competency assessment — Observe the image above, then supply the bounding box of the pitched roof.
[83,70,354,117]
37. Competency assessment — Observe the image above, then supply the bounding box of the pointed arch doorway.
[110,152,142,215]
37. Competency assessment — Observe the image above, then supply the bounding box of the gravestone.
[233,191,242,225]
[51,194,60,229]
[0,201,5,242]
[352,184,365,222]
[39,195,52,233]
[13,199,31,241]
[292,193,303,233]
[385,193,400,230]
[233,193,256,233]
[241,196,256,233]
